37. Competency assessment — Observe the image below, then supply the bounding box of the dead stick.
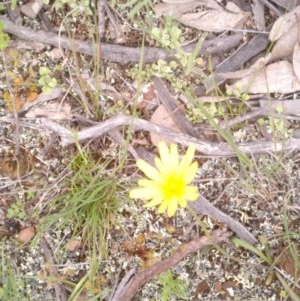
[41,114,300,156]
[0,16,171,63]
[189,195,257,244]
[110,227,231,301]
[0,16,242,64]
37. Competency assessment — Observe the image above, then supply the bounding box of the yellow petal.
[183,186,199,201]
[158,200,169,214]
[158,141,170,166]
[138,179,159,188]
[182,161,198,183]
[154,157,166,174]
[179,144,196,172]
[169,144,179,167]
[144,196,163,208]
[129,187,159,200]
[178,197,187,208]
[186,144,196,162]
[167,198,178,217]
[137,159,162,182]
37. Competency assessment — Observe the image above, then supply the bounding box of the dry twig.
[109,227,231,301]
[0,16,242,64]
[189,195,257,244]
[40,113,300,156]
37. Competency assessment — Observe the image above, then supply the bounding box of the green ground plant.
[38,66,58,93]
[0,240,26,301]
[0,22,9,50]
[257,104,293,139]
[158,270,188,301]
[118,0,154,20]
[7,198,26,219]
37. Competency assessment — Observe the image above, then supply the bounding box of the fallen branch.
[188,195,257,244]
[0,16,242,64]
[0,16,170,63]
[109,227,231,301]
[40,113,300,156]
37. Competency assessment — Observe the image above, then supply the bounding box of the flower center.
[163,175,184,200]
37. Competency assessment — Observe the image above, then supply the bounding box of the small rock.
[20,0,43,19]
[18,226,36,243]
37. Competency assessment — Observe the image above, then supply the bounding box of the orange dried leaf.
[27,91,39,102]
[3,92,24,112]
[65,239,81,251]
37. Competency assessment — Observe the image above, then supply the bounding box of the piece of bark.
[109,227,231,301]
[271,0,300,10]
[182,33,243,55]
[39,113,300,156]
[0,16,170,63]
[38,9,53,32]
[0,16,242,64]
[231,0,252,11]
[259,99,300,116]
[205,29,269,91]
[150,104,181,146]
[20,0,43,19]
[152,76,199,137]
[6,3,22,24]
[257,0,283,16]
[252,0,265,31]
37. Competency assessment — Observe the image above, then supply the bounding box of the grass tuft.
[37,148,120,278]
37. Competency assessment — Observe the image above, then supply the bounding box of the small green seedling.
[226,83,250,101]
[7,199,26,219]
[158,270,188,301]
[0,22,9,50]
[38,66,58,93]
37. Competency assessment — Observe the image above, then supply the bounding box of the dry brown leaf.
[20,0,43,19]
[269,6,300,42]
[178,1,249,32]
[218,57,266,79]
[154,1,203,17]
[266,27,298,64]
[262,6,300,64]
[21,87,63,112]
[227,61,300,94]
[25,102,72,120]
[150,104,180,146]
[18,226,36,243]
[252,0,265,31]
[260,99,300,116]
[48,48,63,60]
[218,6,300,82]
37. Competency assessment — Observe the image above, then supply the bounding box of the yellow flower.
[129,142,199,217]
